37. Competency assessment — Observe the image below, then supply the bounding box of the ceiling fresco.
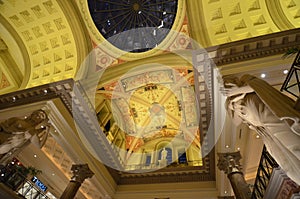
[98,66,201,165]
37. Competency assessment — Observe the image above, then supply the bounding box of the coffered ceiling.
[0,0,299,199]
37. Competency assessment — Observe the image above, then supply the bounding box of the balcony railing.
[281,50,300,99]
[124,160,203,171]
[251,146,279,199]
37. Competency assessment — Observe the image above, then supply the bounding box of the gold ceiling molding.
[77,0,186,61]
[279,0,300,28]
[97,51,193,87]
[0,0,90,89]
[185,1,212,48]
[0,14,31,93]
[265,0,295,30]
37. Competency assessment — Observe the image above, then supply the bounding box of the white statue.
[161,148,167,160]
[222,74,300,185]
[0,110,49,164]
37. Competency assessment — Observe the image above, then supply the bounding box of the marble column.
[217,151,252,199]
[60,164,94,199]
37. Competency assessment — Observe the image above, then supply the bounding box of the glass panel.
[87,0,178,52]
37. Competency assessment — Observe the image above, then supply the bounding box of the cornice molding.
[108,147,215,185]
[211,29,300,67]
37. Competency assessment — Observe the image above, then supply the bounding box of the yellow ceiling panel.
[201,0,282,46]
[0,0,79,89]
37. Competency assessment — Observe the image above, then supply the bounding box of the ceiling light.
[225,145,229,148]
[260,73,266,78]
[256,135,260,139]
[52,173,55,176]
[34,154,37,158]
[224,190,227,194]
[237,147,240,151]
[283,69,289,74]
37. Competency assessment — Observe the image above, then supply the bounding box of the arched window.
[158,148,172,164]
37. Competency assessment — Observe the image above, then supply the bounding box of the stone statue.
[158,147,168,167]
[222,74,300,185]
[161,148,167,160]
[0,109,49,164]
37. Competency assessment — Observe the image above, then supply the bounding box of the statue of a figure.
[0,110,49,164]
[222,74,300,185]
[161,148,168,160]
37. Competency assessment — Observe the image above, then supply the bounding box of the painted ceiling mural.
[108,68,200,153]
[0,0,299,173]
[81,0,300,168]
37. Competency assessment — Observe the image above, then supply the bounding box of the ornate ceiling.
[0,0,300,198]
[0,0,299,93]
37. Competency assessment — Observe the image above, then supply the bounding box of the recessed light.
[52,173,55,176]
[283,69,289,74]
[260,73,266,78]
[237,147,240,151]
[225,145,229,148]
[256,135,260,138]
[34,154,37,158]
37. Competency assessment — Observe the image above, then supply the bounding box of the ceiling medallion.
[87,0,178,52]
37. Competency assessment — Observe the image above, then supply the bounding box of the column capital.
[70,164,94,183]
[217,151,242,174]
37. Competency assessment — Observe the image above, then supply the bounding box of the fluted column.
[60,164,94,199]
[217,151,251,199]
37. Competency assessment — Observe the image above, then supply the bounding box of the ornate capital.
[217,151,242,174]
[70,164,94,183]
